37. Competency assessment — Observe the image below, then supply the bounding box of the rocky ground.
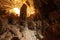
[0,15,44,40]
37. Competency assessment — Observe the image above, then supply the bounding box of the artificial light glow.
[10,8,20,16]
[27,7,35,17]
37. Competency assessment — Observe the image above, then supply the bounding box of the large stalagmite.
[20,4,27,21]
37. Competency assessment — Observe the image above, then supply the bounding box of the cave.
[0,0,60,40]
